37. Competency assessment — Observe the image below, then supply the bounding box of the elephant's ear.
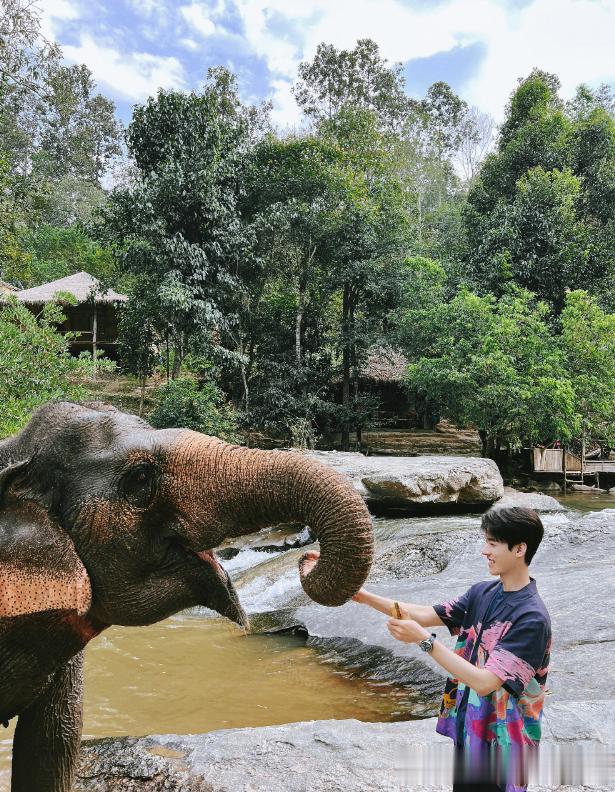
[0,458,92,619]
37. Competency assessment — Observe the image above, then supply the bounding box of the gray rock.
[302,451,504,512]
[525,479,563,493]
[492,487,567,512]
[570,483,609,493]
[76,711,614,791]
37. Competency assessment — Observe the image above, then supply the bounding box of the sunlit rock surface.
[494,487,566,512]
[76,709,614,791]
[302,451,504,512]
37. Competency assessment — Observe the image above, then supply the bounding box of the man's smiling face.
[481,532,527,576]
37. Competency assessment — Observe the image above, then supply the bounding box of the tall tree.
[38,63,122,184]
[102,68,264,379]
[402,286,577,457]
[319,108,410,449]
[559,291,615,446]
[293,39,412,131]
[237,134,347,424]
[465,70,614,311]
[0,0,60,175]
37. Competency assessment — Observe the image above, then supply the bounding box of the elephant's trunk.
[164,431,373,606]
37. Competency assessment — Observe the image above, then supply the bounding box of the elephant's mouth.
[193,548,225,576]
[183,543,248,630]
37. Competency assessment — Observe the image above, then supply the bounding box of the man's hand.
[387,618,430,644]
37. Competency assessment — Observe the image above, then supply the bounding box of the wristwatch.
[419,633,436,653]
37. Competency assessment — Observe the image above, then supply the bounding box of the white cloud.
[62,34,186,101]
[463,0,615,118]
[179,3,218,37]
[232,0,615,124]
[127,0,168,15]
[179,37,200,51]
[39,0,81,39]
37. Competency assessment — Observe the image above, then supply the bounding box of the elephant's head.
[0,402,373,631]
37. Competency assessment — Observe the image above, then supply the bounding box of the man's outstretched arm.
[353,589,445,628]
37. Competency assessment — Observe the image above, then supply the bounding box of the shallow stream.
[0,491,611,785]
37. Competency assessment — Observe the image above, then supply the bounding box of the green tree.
[293,38,411,131]
[37,63,122,184]
[0,156,28,282]
[318,108,410,448]
[560,291,615,445]
[239,134,349,423]
[402,287,576,457]
[465,70,614,311]
[116,284,160,414]
[150,377,238,441]
[0,298,84,437]
[6,224,116,287]
[0,0,60,175]
[102,68,261,379]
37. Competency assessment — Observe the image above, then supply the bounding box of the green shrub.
[0,299,85,437]
[149,378,239,441]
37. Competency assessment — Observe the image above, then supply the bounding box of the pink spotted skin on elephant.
[0,401,373,792]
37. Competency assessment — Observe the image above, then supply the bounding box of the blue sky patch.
[404,42,488,100]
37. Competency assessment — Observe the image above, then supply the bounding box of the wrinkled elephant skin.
[0,402,373,791]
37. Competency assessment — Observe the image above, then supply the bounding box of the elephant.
[0,401,373,791]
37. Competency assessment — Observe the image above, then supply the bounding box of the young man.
[352,506,551,792]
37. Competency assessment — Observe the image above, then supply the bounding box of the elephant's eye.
[121,464,157,508]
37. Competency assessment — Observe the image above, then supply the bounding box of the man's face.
[481,532,526,576]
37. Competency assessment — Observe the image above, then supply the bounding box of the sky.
[40,0,615,129]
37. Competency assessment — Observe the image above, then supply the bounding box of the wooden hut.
[15,272,127,358]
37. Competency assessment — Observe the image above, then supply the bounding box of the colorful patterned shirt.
[433,578,551,751]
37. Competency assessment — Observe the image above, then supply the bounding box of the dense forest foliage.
[1,0,613,455]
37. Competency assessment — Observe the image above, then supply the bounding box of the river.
[0,491,611,785]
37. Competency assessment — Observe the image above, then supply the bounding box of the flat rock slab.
[302,452,504,511]
[494,487,566,512]
[76,709,613,791]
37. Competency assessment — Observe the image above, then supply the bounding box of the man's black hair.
[481,507,544,565]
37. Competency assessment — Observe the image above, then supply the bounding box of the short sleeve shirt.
[433,578,551,749]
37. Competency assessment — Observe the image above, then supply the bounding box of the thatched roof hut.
[363,347,408,382]
[16,272,126,305]
[15,272,127,357]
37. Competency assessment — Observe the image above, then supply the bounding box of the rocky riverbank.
[74,452,615,791]
[76,706,614,791]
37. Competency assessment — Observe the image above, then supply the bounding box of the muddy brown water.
[0,612,417,785]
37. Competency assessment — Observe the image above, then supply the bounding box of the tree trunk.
[479,429,488,458]
[165,333,170,384]
[295,299,304,367]
[240,363,249,414]
[350,303,360,450]
[91,303,98,381]
[341,283,351,452]
[172,335,183,380]
[417,189,423,245]
[139,375,146,417]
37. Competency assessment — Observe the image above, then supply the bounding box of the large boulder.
[302,451,504,512]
